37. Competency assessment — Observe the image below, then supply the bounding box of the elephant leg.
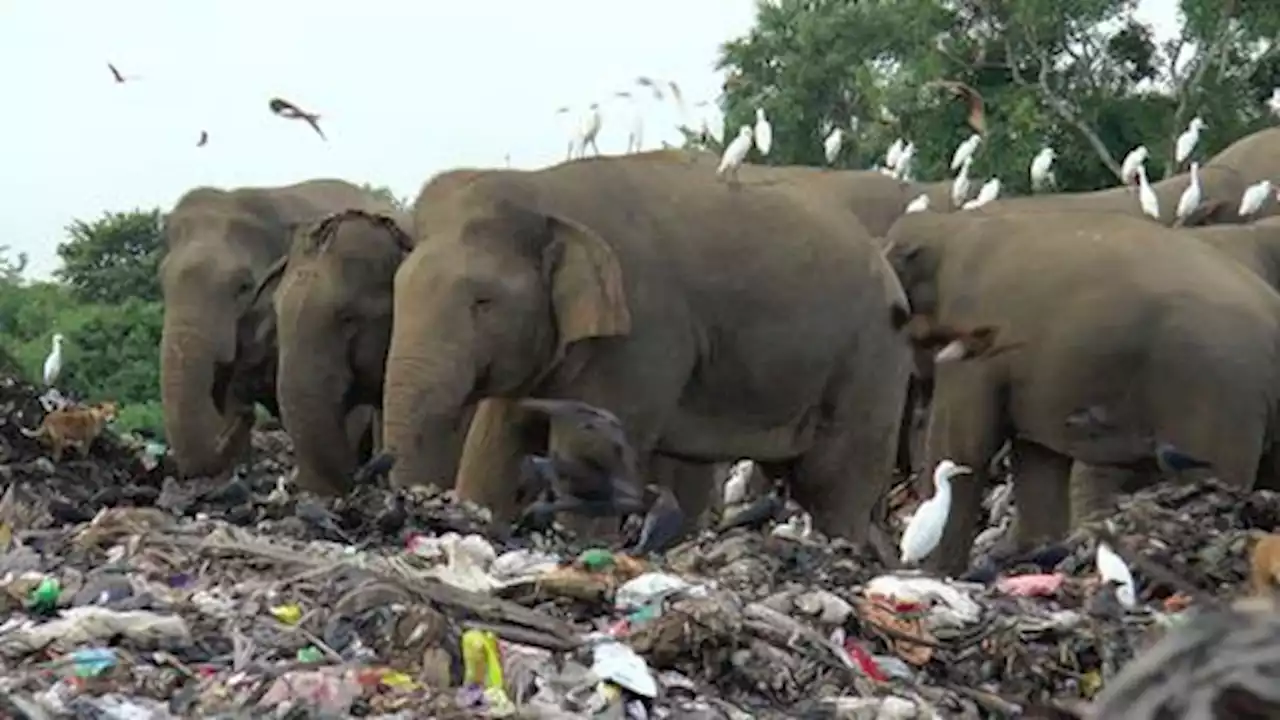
[370,409,383,456]
[455,399,541,522]
[214,402,254,474]
[1006,439,1073,553]
[1068,462,1131,529]
[344,406,375,467]
[922,371,1006,576]
[649,455,717,535]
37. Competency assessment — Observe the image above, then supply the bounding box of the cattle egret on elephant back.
[823,128,844,165]
[884,138,905,170]
[951,156,972,207]
[1120,145,1149,185]
[1174,117,1207,166]
[614,92,644,154]
[754,108,773,156]
[1095,541,1136,609]
[1030,147,1056,191]
[575,104,603,158]
[900,459,971,565]
[1270,88,1280,120]
[1175,162,1202,224]
[905,193,930,214]
[1239,180,1277,217]
[718,126,755,184]
[43,333,64,387]
[894,142,916,181]
[962,178,1000,209]
[1136,165,1160,219]
[950,133,982,171]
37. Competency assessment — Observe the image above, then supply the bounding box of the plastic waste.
[865,575,982,628]
[258,669,362,713]
[269,603,302,625]
[66,647,117,678]
[578,548,616,572]
[296,646,324,663]
[28,576,60,613]
[589,635,657,698]
[997,573,1066,597]
[615,572,694,612]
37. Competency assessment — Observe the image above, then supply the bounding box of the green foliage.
[55,209,164,304]
[717,0,1280,191]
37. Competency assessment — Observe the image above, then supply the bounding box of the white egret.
[1174,117,1207,167]
[753,108,773,157]
[1030,147,1056,191]
[962,178,1001,209]
[43,333,64,387]
[885,138,906,170]
[771,512,813,541]
[1175,161,1202,224]
[614,92,644,154]
[823,127,844,165]
[1120,145,1150,185]
[950,133,982,171]
[1270,88,1280,120]
[1238,179,1276,217]
[894,141,916,181]
[900,459,972,565]
[1095,541,1136,609]
[723,459,752,506]
[575,104,603,158]
[905,194,930,214]
[1136,165,1160,219]
[951,156,972,207]
[717,125,755,183]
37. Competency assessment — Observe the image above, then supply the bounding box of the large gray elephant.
[159,180,391,478]
[1189,216,1280,289]
[383,156,913,545]
[882,211,1280,575]
[1203,127,1280,220]
[977,164,1250,226]
[250,209,420,494]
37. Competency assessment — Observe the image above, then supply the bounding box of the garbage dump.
[0,373,1274,718]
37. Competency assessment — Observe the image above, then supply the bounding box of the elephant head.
[382,170,630,491]
[257,209,413,494]
[159,180,388,477]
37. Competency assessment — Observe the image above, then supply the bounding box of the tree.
[716,0,1280,194]
[55,209,164,304]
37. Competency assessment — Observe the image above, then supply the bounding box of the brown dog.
[21,401,118,461]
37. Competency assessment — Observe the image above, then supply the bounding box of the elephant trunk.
[382,338,476,491]
[160,319,231,477]
[278,357,358,494]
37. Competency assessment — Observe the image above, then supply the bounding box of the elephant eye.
[472,296,494,311]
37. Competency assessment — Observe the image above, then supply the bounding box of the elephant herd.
[157,126,1280,576]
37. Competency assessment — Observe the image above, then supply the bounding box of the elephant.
[382,156,914,548]
[977,164,1250,226]
[882,210,1280,575]
[1203,126,1280,220]
[159,179,392,478]
[251,208,427,494]
[1188,216,1280,290]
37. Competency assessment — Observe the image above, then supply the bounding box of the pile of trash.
[0,373,1275,718]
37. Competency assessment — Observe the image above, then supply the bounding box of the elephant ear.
[542,215,632,359]
[249,255,289,311]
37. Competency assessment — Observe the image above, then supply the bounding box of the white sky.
[0,0,1180,280]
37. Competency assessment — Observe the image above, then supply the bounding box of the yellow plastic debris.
[1082,670,1103,698]
[460,628,505,690]
[270,604,303,625]
[379,670,418,690]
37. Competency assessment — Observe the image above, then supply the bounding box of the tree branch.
[1167,18,1236,177]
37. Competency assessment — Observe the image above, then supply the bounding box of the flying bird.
[106,62,138,84]
[1095,541,1136,609]
[1136,165,1160,219]
[43,333,64,387]
[950,133,982,172]
[196,131,209,148]
[1030,147,1056,191]
[753,108,773,157]
[718,125,755,184]
[823,127,844,165]
[268,97,326,140]
[635,76,665,100]
[900,459,970,565]
[1174,161,1202,225]
[905,194,930,214]
[1238,179,1276,217]
[1120,145,1149,185]
[1174,117,1207,167]
[631,485,684,555]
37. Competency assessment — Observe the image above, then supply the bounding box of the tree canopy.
[714,0,1280,192]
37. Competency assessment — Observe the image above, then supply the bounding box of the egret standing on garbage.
[1120,145,1149,185]
[723,459,752,506]
[950,133,982,171]
[823,127,844,165]
[1175,161,1202,224]
[899,459,972,565]
[1239,180,1277,217]
[1136,165,1160,220]
[1174,117,1207,167]
[1030,147,1056,191]
[753,108,772,157]
[717,125,755,184]
[1095,541,1136,609]
[43,333,64,387]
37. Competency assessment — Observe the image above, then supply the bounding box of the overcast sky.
[1,0,1179,280]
